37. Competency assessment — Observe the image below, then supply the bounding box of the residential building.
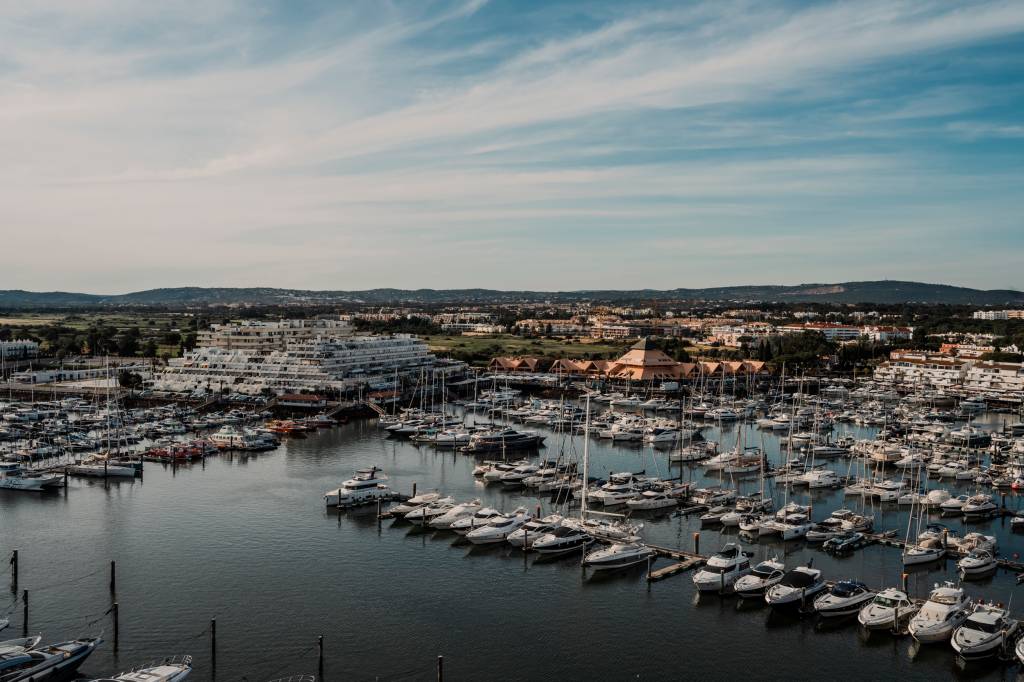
[872,351,968,390]
[0,339,39,361]
[197,319,353,352]
[778,322,862,341]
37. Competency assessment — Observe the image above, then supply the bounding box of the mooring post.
[22,590,28,636]
[412,482,417,498]
[693,532,700,556]
[211,617,217,670]
[10,550,17,588]
[901,572,908,594]
[318,635,324,677]
[113,602,119,650]
[437,655,444,682]
[110,560,116,592]
[646,554,653,583]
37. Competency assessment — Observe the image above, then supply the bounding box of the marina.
[4,381,1024,679]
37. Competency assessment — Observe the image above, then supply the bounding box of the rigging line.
[26,566,105,592]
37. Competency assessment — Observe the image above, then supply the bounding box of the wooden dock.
[645,544,707,581]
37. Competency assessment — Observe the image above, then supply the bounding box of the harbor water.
[2,412,1024,681]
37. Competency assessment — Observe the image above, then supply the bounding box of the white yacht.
[0,460,64,491]
[450,507,503,535]
[85,656,193,681]
[857,588,919,630]
[958,550,998,579]
[952,603,1019,660]
[323,467,391,507]
[506,514,563,549]
[814,581,875,618]
[961,494,998,520]
[764,566,827,609]
[733,558,785,598]
[583,542,657,571]
[404,498,455,526]
[626,490,677,511]
[531,525,595,555]
[908,583,970,644]
[465,509,530,544]
[389,491,443,517]
[692,544,752,593]
[428,500,482,530]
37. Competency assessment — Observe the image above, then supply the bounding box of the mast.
[581,395,590,520]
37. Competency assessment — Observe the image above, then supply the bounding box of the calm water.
[2,411,1024,681]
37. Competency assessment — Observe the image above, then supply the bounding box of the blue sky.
[2,0,1023,293]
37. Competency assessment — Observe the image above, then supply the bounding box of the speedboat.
[450,507,502,535]
[626,490,677,511]
[507,514,563,549]
[908,583,970,644]
[961,494,998,521]
[952,603,1019,660]
[389,492,443,517]
[958,550,998,579]
[857,588,920,630]
[0,460,64,491]
[84,655,193,681]
[814,581,875,618]
[531,526,595,555]
[465,509,530,544]
[583,542,657,571]
[940,494,970,515]
[0,636,102,681]
[733,558,786,598]
[692,544,753,593]
[404,498,455,526]
[428,500,482,530]
[764,566,827,609]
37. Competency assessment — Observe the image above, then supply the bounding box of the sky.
[2,0,1024,294]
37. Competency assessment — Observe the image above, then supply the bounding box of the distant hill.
[1,281,1022,308]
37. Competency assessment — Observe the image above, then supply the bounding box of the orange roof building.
[605,338,689,381]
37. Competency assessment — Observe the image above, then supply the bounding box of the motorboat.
[389,491,443,517]
[692,544,753,593]
[822,531,867,554]
[0,460,64,491]
[499,463,539,488]
[507,514,563,549]
[951,603,1019,660]
[940,494,970,515]
[583,542,657,571]
[626,490,677,511]
[961,494,998,521]
[404,498,455,526]
[733,558,785,598]
[450,507,503,535]
[699,505,733,526]
[814,581,875,618]
[908,583,970,644]
[323,467,391,507]
[0,636,41,657]
[465,509,531,544]
[764,566,827,609]
[0,636,102,681]
[805,517,845,543]
[531,525,595,555]
[84,655,193,681]
[428,500,482,529]
[462,428,544,454]
[857,588,920,630]
[902,538,944,567]
[958,550,998,579]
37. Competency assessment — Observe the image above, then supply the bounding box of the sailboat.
[902,458,944,566]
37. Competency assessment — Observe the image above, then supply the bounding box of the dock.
[645,544,707,581]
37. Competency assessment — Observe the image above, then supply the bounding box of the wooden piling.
[412,482,417,498]
[10,550,16,587]
[22,590,28,636]
[693,532,700,556]
[110,560,116,592]
[211,617,217,670]
[318,635,324,677]
[113,602,119,650]
[437,655,444,682]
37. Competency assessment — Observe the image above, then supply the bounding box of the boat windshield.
[832,583,864,598]
[873,596,897,608]
[931,592,961,605]
[965,618,1000,634]
[780,570,817,588]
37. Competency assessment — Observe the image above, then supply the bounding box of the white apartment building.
[0,339,40,361]
[872,352,968,390]
[154,334,463,395]
[778,323,863,341]
[972,310,1024,320]
[197,319,353,351]
[963,362,1024,397]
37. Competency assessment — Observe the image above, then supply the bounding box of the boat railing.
[266,676,317,682]
[129,654,193,670]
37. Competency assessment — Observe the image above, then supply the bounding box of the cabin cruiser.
[428,500,482,529]
[0,460,63,491]
[0,636,102,681]
[67,457,138,478]
[958,550,998,579]
[690,487,737,507]
[692,544,753,593]
[908,583,970,643]
[499,463,539,488]
[323,467,391,507]
[405,498,456,526]
[951,603,1019,660]
[940,494,971,515]
[507,514,563,549]
[450,507,503,535]
[902,538,945,566]
[961,494,998,520]
[85,655,193,681]
[626,490,677,511]
[531,525,595,555]
[465,509,531,544]
[814,581,875,618]
[0,637,41,657]
[389,491,443,517]
[562,517,642,543]
[588,476,650,506]
[857,588,919,630]
[209,425,265,450]
[462,428,544,454]
[583,542,657,571]
[733,558,785,598]
[765,566,827,609]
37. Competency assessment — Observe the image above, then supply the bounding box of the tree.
[142,339,158,358]
[118,370,143,390]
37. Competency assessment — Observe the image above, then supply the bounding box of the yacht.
[0,636,102,681]
[531,526,595,555]
[814,581,875,618]
[404,498,455,526]
[462,428,544,454]
[323,467,391,507]
[85,656,193,681]
[428,500,482,530]
[764,566,827,609]
[961,494,998,521]
[940,494,971,515]
[857,588,920,630]
[465,509,531,544]
[951,603,1019,660]
[958,550,998,579]
[450,508,503,535]
[506,514,563,549]
[209,425,263,450]
[389,491,443,517]
[67,458,138,478]
[626,490,677,511]
[583,543,657,571]
[908,583,971,644]
[0,460,63,491]
[902,538,944,567]
[692,544,752,593]
[733,558,786,598]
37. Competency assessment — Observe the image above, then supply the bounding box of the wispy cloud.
[1,0,1022,292]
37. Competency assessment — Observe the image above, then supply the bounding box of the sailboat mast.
[581,395,590,519]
